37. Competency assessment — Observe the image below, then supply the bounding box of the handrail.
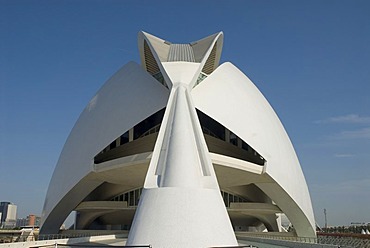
[31,244,151,248]
[236,232,318,244]
[37,232,125,241]
[0,231,126,243]
[237,232,370,247]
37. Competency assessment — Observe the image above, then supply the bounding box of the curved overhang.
[192,62,316,237]
[138,31,173,89]
[189,32,223,88]
[57,151,278,231]
[41,62,169,234]
[197,32,223,73]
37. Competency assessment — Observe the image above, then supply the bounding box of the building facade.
[16,214,41,228]
[0,202,17,229]
[41,32,316,246]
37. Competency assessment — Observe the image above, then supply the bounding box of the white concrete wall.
[41,62,169,233]
[193,62,316,237]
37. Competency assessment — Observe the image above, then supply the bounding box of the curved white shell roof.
[193,62,315,236]
[41,62,169,233]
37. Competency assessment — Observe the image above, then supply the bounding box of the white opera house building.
[41,31,316,247]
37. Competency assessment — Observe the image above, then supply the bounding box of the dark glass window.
[109,140,116,149]
[196,110,225,140]
[129,191,134,206]
[228,193,233,206]
[221,190,249,208]
[242,141,249,151]
[223,192,228,207]
[120,131,129,145]
[111,188,249,209]
[230,132,237,146]
[134,108,165,139]
[134,189,140,206]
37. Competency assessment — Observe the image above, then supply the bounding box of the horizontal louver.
[144,40,160,75]
[202,42,217,75]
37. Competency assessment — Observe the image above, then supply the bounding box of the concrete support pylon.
[126,83,237,247]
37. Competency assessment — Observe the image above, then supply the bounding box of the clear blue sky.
[1,0,369,227]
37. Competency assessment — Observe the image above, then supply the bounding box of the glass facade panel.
[120,131,129,145]
[134,108,165,139]
[228,194,233,206]
[152,72,167,88]
[197,110,225,140]
[111,188,249,209]
[129,191,134,206]
[109,140,116,149]
[134,189,140,206]
[195,72,207,86]
[223,192,229,207]
[229,132,237,146]
[96,107,265,166]
[242,140,249,151]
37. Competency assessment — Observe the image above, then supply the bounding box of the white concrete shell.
[192,62,316,237]
[41,62,169,234]
[41,31,316,244]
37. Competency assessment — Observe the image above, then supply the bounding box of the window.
[229,132,237,146]
[120,131,129,145]
[195,72,207,86]
[109,140,116,150]
[134,108,165,139]
[197,110,225,140]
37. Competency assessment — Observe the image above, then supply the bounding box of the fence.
[0,231,126,243]
[237,232,370,248]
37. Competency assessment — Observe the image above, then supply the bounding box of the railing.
[31,244,151,248]
[236,232,318,243]
[1,232,153,248]
[0,231,127,243]
[237,232,370,248]
[318,232,370,248]
[4,231,370,248]
[38,231,126,241]
[209,246,256,248]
